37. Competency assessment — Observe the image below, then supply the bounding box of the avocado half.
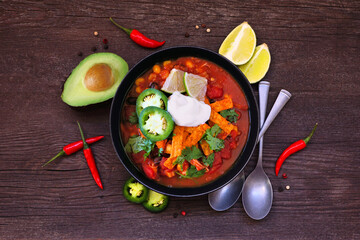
[61,53,128,107]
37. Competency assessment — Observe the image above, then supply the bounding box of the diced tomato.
[208,152,223,174]
[220,140,231,159]
[131,151,146,164]
[229,141,237,150]
[142,159,159,180]
[159,157,168,170]
[207,85,223,99]
[176,161,189,175]
[230,130,237,139]
[190,159,207,171]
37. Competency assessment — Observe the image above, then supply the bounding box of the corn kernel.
[148,73,157,81]
[136,86,142,93]
[186,60,194,69]
[163,60,171,67]
[135,77,145,86]
[153,65,161,74]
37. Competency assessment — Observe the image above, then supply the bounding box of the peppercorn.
[91,46,97,52]
[173,213,178,218]
[282,173,288,179]
[278,186,284,192]
[185,32,190,38]
[206,28,211,33]
[93,31,99,36]
[77,51,83,57]
[103,44,108,49]
[102,38,108,44]
[181,211,186,216]
[201,24,206,28]
[286,185,290,190]
[195,25,199,29]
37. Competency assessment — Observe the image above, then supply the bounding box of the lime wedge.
[161,69,185,93]
[183,72,208,101]
[239,43,271,84]
[219,22,256,65]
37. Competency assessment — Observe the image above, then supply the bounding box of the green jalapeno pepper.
[123,177,149,203]
[136,88,168,117]
[139,106,174,142]
[142,190,169,213]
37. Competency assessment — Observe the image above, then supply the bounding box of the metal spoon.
[242,88,291,220]
[208,84,291,212]
[208,81,270,211]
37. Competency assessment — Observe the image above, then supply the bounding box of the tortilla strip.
[210,97,233,112]
[210,110,235,136]
[163,126,185,169]
[200,139,213,156]
[156,139,167,150]
[183,124,210,148]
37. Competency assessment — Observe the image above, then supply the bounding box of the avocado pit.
[84,63,115,92]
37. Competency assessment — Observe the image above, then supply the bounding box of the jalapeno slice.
[123,177,149,203]
[142,190,169,213]
[136,89,168,117]
[139,106,174,142]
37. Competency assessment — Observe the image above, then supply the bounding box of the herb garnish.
[203,153,215,167]
[202,124,224,151]
[219,109,239,123]
[174,146,204,166]
[128,112,138,124]
[124,135,155,159]
[177,165,206,178]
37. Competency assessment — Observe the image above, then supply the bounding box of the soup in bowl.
[110,47,259,197]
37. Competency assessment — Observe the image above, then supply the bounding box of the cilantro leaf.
[219,109,239,123]
[202,125,225,152]
[124,135,155,159]
[209,124,222,137]
[177,165,206,179]
[203,153,215,167]
[128,112,138,124]
[174,146,204,166]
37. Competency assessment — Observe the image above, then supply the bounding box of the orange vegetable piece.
[156,139,167,150]
[209,110,235,136]
[190,159,209,172]
[183,124,210,148]
[210,98,233,112]
[138,128,146,138]
[200,139,213,156]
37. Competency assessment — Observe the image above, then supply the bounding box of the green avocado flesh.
[61,53,128,107]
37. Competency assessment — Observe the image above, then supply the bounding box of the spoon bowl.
[242,161,273,220]
[208,171,245,211]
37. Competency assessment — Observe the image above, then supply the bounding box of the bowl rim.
[110,46,259,197]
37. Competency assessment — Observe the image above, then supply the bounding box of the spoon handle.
[258,89,291,142]
[257,81,270,167]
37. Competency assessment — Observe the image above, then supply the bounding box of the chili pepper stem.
[42,150,65,167]
[77,121,89,149]
[109,17,132,35]
[303,123,318,144]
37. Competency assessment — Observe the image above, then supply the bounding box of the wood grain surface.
[1,0,359,239]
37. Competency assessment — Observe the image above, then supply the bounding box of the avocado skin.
[61,53,128,107]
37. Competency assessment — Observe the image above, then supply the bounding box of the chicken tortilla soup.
[121,57,249,188]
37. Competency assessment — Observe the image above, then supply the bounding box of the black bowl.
[110,46,259,197]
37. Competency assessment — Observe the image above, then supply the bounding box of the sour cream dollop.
[167,91,211,127]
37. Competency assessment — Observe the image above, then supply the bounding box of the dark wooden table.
[1,0,359,239]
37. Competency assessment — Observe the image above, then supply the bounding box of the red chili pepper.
[42,136,104,167]
[77,122,103,189]
[275,123,318,176]
[110,17,165,48]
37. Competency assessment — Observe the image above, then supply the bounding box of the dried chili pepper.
[42,136,104,167]
[275,123,318,176]
[109,17,165,48]
[77,122,103,189]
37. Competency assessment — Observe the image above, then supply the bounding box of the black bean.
[209,99,216,103]
[77,51,83,57]
[103,44,108,49]
[185,32,190,38]
[91,46,97,52]
[149,82,159,89]
[278,186,284,192]
[153,157,162,164]
[126,97,137,105]
[173,213,178,218]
